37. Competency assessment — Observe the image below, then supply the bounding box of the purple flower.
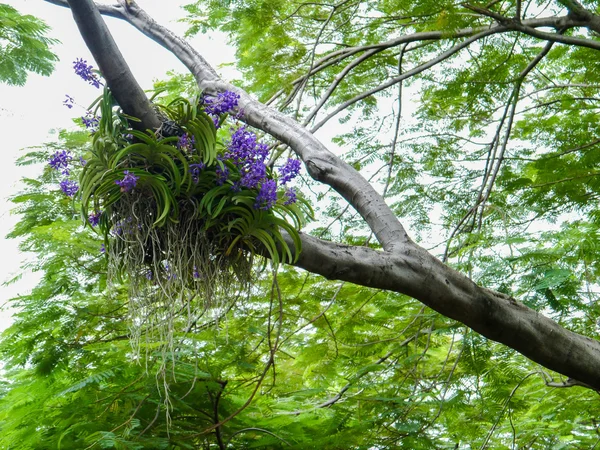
[63,95,74,109]
[49,150,72,176]
[177,133,195,152]
[254,179,277,210]
[284,187,297,205]
[81,112,99,132]
[204,90,240,117]
[193,266,200,279]
[279,158,301,185]
[145,270,153,280]
[240,160,267,189]
[115,170,139,193]
[60,179,79,197]
[215,165,229,185]
[189,163,205,183]
[73,58,102,88]
[88,211,101,227]
[256,143,269,160]
[226,126,268,165]
[80,156,87,166]
[100,243,106,254]
[225,126,271,189]
[112,221,123,236]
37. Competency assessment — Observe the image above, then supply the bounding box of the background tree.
[5,134,597,448]
[0,3,57,85]
[3,0,600,447]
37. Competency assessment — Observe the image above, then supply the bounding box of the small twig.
[225,427,292,447]
[85,394,150,449]
[545,376,595,389]
[462,3,509,23]
[382,44,407,199]
[212,383,227,450]
[285,335,416,414]
[138,402,161,437]
[279,281,344,346]
[479,373,537,450]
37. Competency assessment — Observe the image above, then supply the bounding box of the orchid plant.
[48,60,312,364]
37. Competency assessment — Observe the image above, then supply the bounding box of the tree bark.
[46,0,600,391]
[65,0,161,131]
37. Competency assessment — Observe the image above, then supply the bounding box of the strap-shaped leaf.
[127,129,157,146]
[210,196,229,218]
[110,143,151,168]
[272,217,301,263]
[185,118,217,167]
[199,185,230,216]
[249,228,280,266]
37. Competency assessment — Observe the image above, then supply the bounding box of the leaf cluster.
[0,3,58,85]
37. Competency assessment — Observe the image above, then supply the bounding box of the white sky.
[0,0,235,330]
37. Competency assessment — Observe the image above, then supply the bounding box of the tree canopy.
[3,0,600,448]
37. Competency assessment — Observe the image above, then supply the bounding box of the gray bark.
[65,0,161,131]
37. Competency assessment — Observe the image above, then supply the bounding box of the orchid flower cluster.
[61,59,101,132]
[73,58,102,89]
[218,122,300,210]
[48,150,79,197]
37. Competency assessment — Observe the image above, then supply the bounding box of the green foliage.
[4,161,600,447]
[174,0,600,446]
[0,3,58,85]
[2,138,600,448]
[6,0,600,447]
[178,0,600,326]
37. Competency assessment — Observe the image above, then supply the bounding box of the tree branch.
[292,232,600,390]
[309,27,503,132]
[559,0,600,34]
[64,0,160,131]
[269,16,575,110]
[463,2,600,50]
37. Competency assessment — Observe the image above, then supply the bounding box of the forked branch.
[46,0,600,393]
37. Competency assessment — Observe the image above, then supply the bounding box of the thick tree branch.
[64,0,160,131]
[463,3,600,50]
[559,0,600,34]
[293,233,600,391]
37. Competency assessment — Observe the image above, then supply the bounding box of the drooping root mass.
[106,194,253,365]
